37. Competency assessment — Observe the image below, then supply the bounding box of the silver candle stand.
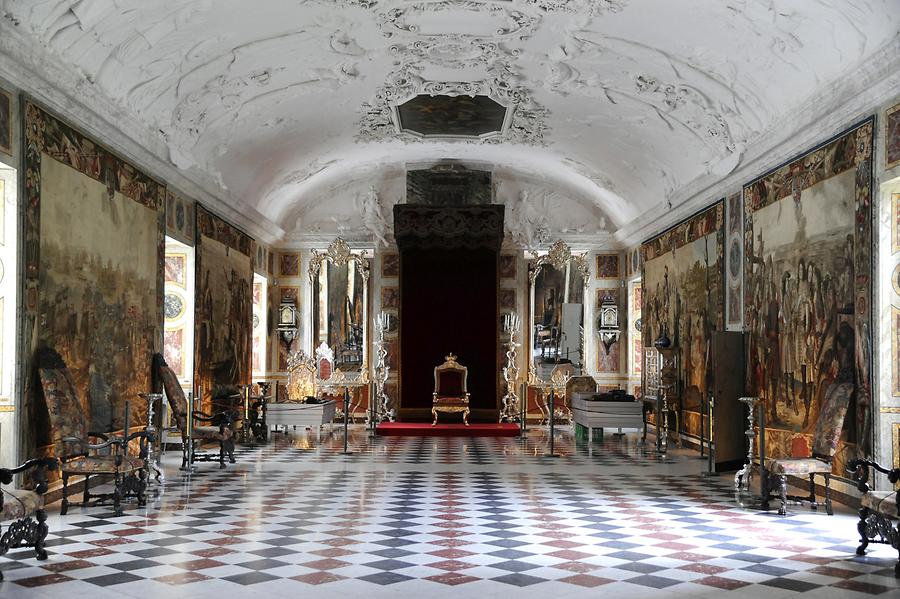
[500,313,521,423]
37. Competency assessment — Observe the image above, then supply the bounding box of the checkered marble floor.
[1,427,898,599]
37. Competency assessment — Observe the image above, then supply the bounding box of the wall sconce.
[597,296,620,353]
[276,296,298,349]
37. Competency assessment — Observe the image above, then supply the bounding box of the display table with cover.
[572,390,644,442]
[268,399,336,437]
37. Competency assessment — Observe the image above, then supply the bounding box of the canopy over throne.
[432,353,470,426]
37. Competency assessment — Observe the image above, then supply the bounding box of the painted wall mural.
[195,205,254,408]
[164,250,189,379]
[743,118,874,475]
[641,202,725,438]
[630,281,642,377]
[23,101,165,447]
[886,101,900,170]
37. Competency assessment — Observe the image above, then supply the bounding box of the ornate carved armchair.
[0,458,57,580]
[37,347,151,516]
[847,458,900,577]
[432,354,470,426]
[152,354,236,469]
[760,373,852,516]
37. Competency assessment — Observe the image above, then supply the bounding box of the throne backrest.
[811,381,853,458]
[434,354,468,398]
[152,353,188,438]
[37,347,88,456]
[315,342,334,381]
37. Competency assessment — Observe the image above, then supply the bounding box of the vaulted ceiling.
[2,0,898,247]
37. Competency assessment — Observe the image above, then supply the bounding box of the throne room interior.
[0,2,899,598]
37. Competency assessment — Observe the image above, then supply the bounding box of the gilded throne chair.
[432,354,470,426]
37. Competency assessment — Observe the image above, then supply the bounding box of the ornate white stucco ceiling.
[1,0,898,247]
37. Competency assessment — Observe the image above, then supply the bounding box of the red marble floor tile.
[543,540,584,549]
[155,572,212,585]
[424,572,481,586]
[12,573,72,587]
[557,574,614,587]
[668,551,714,562]
[547,549,594,560]
[787,554,834,565]
[554,561,601,573]
[679,563,729,575]
[809,566,862,579]
[41,559,95,572]
[291,572,347,585]
[111,527,146,537]
[176,559,226,571]
[192,547,234,558]
[91,537,135,547]
[428,548,475,559]
[65,548,114,559]
[205,537,246,546]
[695,576,751,590]
[320,537,357,547]
[433,539,471,548]
[656,541,695,551]
[301,558,351,570]
[427,559,477,571]
[311,547,356,558]
[832,579,891,594]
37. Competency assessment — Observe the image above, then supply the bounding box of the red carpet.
[375,422,520,437]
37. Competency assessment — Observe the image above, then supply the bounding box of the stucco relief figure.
[357,186,390,248]
[507,189,551,250]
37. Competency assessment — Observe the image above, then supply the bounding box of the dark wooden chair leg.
[82,474,91,506]
[760,469,770,511]
[856,507,870,555]
[35,509,49,561]
[808,474,817,511]
[60,472,70,516]
[778,475,788,516]
[112,470,123,517]
[226,439,236,464]
[218,440,225,469]
[824,473,833,515]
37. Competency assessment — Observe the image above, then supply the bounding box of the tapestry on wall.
[195,205,254,408]
[165,189,195,246]
[743,118,874,475]
[726,192,743,330]
[23,101,165,446]
[641,202,725,438]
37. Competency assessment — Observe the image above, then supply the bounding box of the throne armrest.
[61,435,121,457]
[0,458,58,494]
[192,409,235,427]
[847,458,900,494]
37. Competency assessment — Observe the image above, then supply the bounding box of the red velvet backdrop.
[400,248,498,420]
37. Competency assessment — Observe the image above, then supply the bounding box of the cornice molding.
[616,35,900,247]
[0,17,283,245]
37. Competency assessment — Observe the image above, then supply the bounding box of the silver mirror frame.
[308,237,370,386]
[527,240,590,386]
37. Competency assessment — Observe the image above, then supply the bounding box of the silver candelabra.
[373,311,393,423]
[500,313,521,423]
[734,396,761,491]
